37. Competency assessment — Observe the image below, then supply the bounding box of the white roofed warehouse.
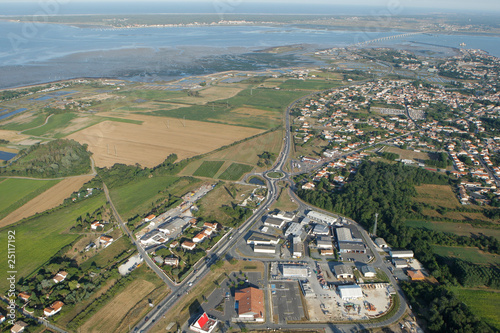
[338,285,363,300]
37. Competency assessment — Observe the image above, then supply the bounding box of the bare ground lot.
[0,175,94,228]
[67,114,262,167]
[0,129,29,143]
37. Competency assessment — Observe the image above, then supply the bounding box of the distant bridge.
[350,31,432,48]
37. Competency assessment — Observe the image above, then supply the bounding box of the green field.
[0,194,106,291]
[110,176,201,220]
[218,163,254,181]
[1,114,46,131]
[432,245,500,265]
[450,287,500,331]
[80,236,133,270]
[279,79,342,90]
[193,161,224,178]
[405,220,500,241]
[23,113,77,136]
[0,178,60,220]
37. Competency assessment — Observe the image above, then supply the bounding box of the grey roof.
[334,264,353,276]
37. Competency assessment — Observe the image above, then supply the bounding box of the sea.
[0,2,499,89]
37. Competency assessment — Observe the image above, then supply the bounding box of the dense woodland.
[297,161,500,331]
[0,139,91,177]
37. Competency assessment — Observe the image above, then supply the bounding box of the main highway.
[124,84,409,332]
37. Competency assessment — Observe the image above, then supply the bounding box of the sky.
[0,0,499,15]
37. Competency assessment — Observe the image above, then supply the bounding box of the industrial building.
[312,224,330,236]
[292,238,304,258]
[361,265,377,278]
[393,258,408,268]
[284,222,303,238]
[234,287,265,322]
[263,216,286,229]
[338,242,366,254]
[338,285,363,300]
[140,230,168,247]
[247,232,280,246]
[282,264,309,278]
[334,264,354,279]
[316,236,334,249]
[374,237,388,248]
[335,226,363,243]
[300,280,315,297]
[158,217,190,236]
[307,210,338,225]
[270,210,296,221]
[390,250,414,258]
[254,244,276,254]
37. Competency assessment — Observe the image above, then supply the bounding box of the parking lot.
[270,281,305,323]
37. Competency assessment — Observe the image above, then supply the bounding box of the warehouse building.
[374,237,388,248]
[292,238,304,258]
[300,280,315,297]
[263,217,286,229]
[307,210,338,225]
[338,285,363,300]
[338,242,366,254]
[334,264,354,279]
[393,258,408,268]
[361,265,377,278]
[247,232,280,246]
[270,210,296,221]
[390,250,414,259]
[254,244,276,254]
[312,224,330,236]
[285,222,303,238]
[281,264,309,278]
[316,236,333,249]
[335,226,363,243]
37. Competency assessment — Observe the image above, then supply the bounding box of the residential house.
[99,235,114,248]
[52,271,68,284]
[181,241,196,251]
[44,301,64,317]
[10,321,28,333]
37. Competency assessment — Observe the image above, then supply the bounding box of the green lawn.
[405,220,500,241]
[450,287,500,331]
[218,163,254,181]
[432,245,500,265]
[193,161,224,178]
[80,236,133,270]
[0,194,106,292]
[23,113,77,136]
[0,178,60,220]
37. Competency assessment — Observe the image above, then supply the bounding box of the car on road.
[188,282,193,286]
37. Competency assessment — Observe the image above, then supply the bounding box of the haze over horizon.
[0,0,499,16]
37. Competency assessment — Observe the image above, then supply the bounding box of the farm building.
[334,264,354,279]
[393,259,408,268]
[307,210,337,225]
[189,312,218,333]
[264,217,286,229]
[246,232,279,246]
[361,265,377,278]
[374,237,388,248]
[282,264,309,278]
[338,285,363,300]
[253,244,276,254]
[234,287,265,322]
[390,250,414,259]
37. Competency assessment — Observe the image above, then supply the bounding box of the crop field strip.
[193,160,224,178]
[217,162,254,181]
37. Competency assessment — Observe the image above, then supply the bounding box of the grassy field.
[405,220,500,240]
[449,287,500,331]
[432,245,500,265]
[150,260,264,333]
[181,129,284,176]
[0,178,60,221]
[271,186,299,212]
[192,161,224,178]
[80,265,169,333]
[382,146,431,162]
[0,175,94,228]
[280,79,342,91]
[1,114,47,131]
[0,194,106,291]
[414,184,461,209]
[110,176,202,220]
[81,236,133,270]
[23,112,77,136]
[218,162,254,181]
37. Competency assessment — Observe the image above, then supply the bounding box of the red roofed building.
[182,241,196,251]
[18,292,31,302]
[407,270,425,281]
[234,287,264,322]
[189,312,218,333]
[52,271,68,284]
[44,301,64,317]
